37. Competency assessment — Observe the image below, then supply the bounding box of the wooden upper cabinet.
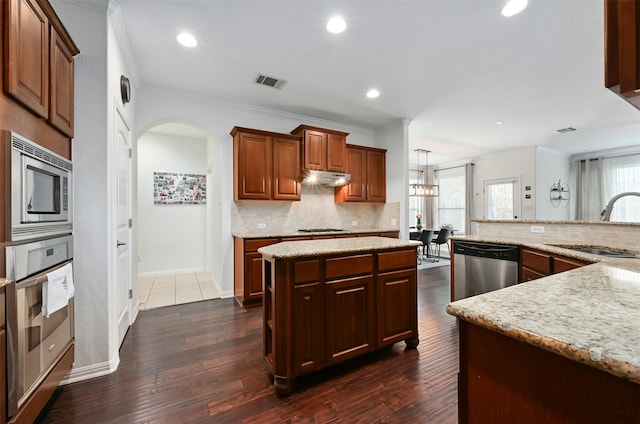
[233,129,272,200]
[49,29,75,137]
[5,0,50,119]
[5,0,79,136]
[326,133,348,173]
[604,0,640,110]
[302,130,326,171]
[272,136,302,200]
[291,125,348,173]
[335,145,386,203]
[232,126,301,201]
[367,148,386,202]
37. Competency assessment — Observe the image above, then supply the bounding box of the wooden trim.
[290,124,349,137]
[230,126,300,141]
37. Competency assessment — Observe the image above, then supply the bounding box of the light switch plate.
[391,219,397,226]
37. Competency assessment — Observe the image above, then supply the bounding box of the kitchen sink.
[551,245,640,258]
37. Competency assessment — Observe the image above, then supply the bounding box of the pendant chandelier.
[409,149,439,197]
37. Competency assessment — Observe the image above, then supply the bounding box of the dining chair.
[418,229,436,263]
[430,227,452,262]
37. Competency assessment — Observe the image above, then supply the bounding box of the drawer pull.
[49,344,56,352]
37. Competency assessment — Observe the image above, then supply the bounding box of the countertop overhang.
[258,236,421,259]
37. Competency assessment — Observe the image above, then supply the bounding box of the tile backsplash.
[232,185,399,233]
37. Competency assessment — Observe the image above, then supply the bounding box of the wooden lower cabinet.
[264,247,418,396]
[458,321,639,423]
[520,247,589,283]
[234,237,280,308]
[1,288,5,424]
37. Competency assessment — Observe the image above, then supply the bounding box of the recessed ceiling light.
[501,0,528,17]
[496,121,504,125]
[177,32,197,47]
[366,89,380,99]
[326,16,347,34]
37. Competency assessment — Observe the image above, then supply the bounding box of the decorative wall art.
[153,172,206,205]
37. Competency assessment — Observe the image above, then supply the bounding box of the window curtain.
[602,153,640,222]
[575,157,603,220]
[575,152,640,221]
[464,163,474,235]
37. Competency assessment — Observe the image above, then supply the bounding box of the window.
[435,167,466,233]
[484,178,520,220]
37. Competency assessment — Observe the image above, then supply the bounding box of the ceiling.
[111,0,639,166]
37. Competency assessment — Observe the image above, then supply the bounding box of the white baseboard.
[220,290,234,299]
[138,267,207,279]
[61,350,120,385]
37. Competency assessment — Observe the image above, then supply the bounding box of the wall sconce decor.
[550,180,569,207]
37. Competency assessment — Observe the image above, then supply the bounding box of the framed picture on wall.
[153,171,206,205]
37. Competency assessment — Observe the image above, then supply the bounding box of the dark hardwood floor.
[36,266,458,424]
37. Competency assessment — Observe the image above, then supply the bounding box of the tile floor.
[137,272,221,310]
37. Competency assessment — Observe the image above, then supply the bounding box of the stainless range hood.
[300,169,351,187]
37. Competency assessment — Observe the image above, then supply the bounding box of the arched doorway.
[135,122,220,309]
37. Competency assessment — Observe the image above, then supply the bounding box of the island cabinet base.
[458,321,640,423]
[263,247,419,397]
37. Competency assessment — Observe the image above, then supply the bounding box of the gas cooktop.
[297,228,344,233]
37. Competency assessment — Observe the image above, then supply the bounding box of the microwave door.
[22,157,61,222]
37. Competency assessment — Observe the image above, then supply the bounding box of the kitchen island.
[259,236,421,396]
[447,261,640,423]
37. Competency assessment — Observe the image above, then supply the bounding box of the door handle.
[117,241,127,247]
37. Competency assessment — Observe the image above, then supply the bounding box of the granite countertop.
[446,239,640,384]
[451,235,640,273]
[232,227,399,239]
[258,236,421,259]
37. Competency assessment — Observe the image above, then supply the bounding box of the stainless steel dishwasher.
[453,241,519,301]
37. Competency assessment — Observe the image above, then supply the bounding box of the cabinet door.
[246,252,265,301]
[377,269,417,347]
[520,248,551,282]
[0,327,4,424]
[303,130,326,171]
[6,0,50,118]
[338,147,367,202]
[235,132,272,200]
[325,275,375,364]
[49,28,75,137]
[293,282,325,375]
[553,255,587,274]
[366,150,386,202]
[326,133,347,173]
[272,137,301,200]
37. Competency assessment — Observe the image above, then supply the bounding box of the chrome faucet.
[600,192,640,221]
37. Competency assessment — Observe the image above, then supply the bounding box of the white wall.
[472,147,537,220]
[51,1,136,380]
[137,132,207,276]
[375,119,409,238]
[535,146,571,220]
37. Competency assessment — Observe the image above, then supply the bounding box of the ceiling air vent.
[551,127,577,134]
[255,74,287,89]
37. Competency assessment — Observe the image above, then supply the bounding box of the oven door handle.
[15,260,73,290]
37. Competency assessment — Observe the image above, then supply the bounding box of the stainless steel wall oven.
[5,235,74,418]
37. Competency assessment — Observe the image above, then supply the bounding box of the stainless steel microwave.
[7,131,73,241]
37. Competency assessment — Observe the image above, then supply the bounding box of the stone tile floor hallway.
[137,272,220,310]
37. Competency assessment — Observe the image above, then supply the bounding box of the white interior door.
[116,107,132,347]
